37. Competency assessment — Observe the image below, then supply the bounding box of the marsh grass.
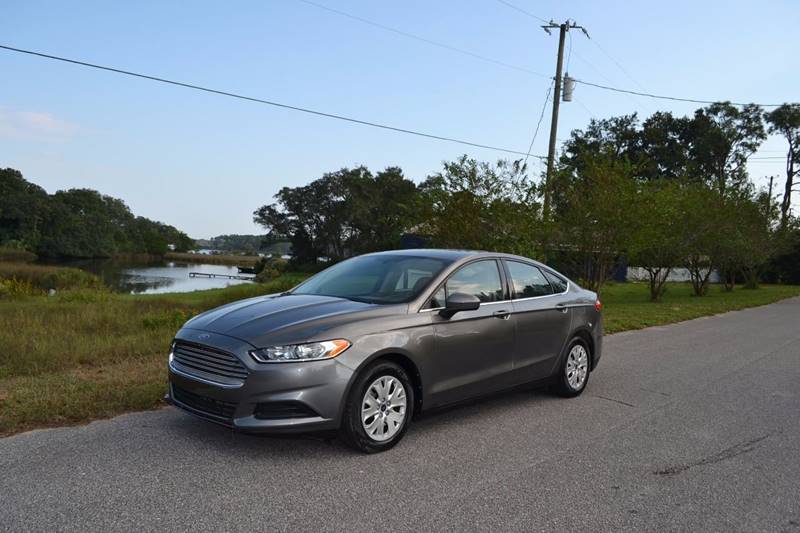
[0,277,798,436]
[0,262,104,291]
[0,247,37,263]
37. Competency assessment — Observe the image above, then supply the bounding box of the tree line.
[0,168,194,258]
[254,102,800,299]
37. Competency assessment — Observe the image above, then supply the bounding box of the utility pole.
[541,20,588,220]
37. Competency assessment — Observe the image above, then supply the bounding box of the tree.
[679,184,722,296]
[1,168,193,258]
[342,167,421,254]
[0,168,49,249]
[639,112,692,181]
[686,102,766,197]
[253,166,421,265]
[765,103,800,227]
[418,156,539,257]
[711,185,775,291]
[551,151,638,293]
[628,182,685,302]
[558,114,643,180]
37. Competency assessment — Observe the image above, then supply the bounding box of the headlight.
[250,339,351,363]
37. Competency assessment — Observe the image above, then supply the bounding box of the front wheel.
[553,338,591,397]
[339,361,414,453]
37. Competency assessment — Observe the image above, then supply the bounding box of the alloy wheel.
[566,344,589,390]
[361,375,407,442]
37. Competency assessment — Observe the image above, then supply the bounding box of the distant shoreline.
[164,251,260,266]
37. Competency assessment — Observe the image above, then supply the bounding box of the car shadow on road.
[160,382,568,457]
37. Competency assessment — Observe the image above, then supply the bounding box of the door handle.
[492,310,511,319]
[555,304,569,314]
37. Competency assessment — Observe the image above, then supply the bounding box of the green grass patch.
[1,279,798,436]
[601,282,800,333]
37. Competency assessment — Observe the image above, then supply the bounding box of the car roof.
[365,248,548,267]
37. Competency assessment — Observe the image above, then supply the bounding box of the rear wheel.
[340,361,414,453]
[553,337,591,397]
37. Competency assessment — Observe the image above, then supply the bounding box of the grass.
[0,279,798,436]
[601,282,800,333]
[165,252,261,266]
[0,247,37,263]
[0,262,105,292]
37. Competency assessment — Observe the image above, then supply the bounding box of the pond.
[45,258,255,294]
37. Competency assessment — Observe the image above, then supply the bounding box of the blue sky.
[2,0,796,238]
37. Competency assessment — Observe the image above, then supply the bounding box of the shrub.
[254,257,289,282]
[0,278,40,299]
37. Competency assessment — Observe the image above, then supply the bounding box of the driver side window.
[445,260,504,303]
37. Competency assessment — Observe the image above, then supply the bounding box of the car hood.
[181,293,397,347]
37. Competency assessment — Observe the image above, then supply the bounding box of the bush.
[254,257,289,282]
[0,278,40,299]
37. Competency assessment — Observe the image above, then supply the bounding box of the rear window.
[543,270,568,293]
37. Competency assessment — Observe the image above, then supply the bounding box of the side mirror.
[440,292,480,318]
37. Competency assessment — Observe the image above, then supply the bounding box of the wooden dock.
[189,272,255,281]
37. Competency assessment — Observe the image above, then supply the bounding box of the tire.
[553,337,591,397]
[340,360,415,453]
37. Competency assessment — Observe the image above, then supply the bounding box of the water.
[45,258,255,294]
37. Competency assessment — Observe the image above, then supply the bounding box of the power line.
[574,78,785,107]
[0,44,548,159]
[295,0,549,78]
[494,0,549,23]
[300,1,789,109]
[524,80,553,167]
[587,37,649,94]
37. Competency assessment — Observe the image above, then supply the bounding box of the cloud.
[0,108,78,140]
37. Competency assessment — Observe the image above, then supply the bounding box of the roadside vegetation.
[0,271,798,436]
[0,273,306,436]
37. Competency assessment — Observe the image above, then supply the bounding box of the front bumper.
[166,330,354,434]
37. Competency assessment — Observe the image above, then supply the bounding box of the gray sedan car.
[167,249,603,452]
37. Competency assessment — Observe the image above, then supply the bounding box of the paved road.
[3,298,800,532]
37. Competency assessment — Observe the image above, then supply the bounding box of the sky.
[1,0,797,238]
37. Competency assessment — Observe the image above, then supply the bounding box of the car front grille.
[171,384,237,420]
[171,340,249,386]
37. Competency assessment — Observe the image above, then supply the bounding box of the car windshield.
[292,255,449,304]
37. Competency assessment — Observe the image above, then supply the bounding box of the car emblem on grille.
[197,333,211,340]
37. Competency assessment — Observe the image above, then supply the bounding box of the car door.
[426,259,516,406]
[503,260,573,381]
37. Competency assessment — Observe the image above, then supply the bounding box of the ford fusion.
[167,249,603,453]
